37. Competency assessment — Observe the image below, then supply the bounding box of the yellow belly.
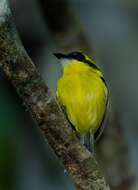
[57,63,108,134]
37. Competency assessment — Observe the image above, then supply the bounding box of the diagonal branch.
[0,1,110,190]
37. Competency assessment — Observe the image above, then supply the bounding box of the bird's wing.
[94,99,109,142]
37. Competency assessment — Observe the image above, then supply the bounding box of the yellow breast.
[57,61,108,134]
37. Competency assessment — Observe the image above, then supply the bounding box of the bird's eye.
[69,52,85,61]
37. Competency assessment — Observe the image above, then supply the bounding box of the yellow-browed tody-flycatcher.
[54,52,108,153]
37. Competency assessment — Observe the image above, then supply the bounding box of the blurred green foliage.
[0,82,17,190]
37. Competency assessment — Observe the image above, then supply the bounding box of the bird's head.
[54,52,100,71]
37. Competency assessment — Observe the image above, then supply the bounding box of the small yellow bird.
[54,52,108,153]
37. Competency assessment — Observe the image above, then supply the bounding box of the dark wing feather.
[94,100,109,142]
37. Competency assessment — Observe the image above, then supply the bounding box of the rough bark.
[0,1,110,190]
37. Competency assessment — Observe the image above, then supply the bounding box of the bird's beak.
[54,53,67,59]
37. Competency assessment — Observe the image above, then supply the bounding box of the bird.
[54,52,108,153]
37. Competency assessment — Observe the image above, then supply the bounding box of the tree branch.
[0,1,110,189]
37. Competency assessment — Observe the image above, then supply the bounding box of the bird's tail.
[78,133,95,155]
